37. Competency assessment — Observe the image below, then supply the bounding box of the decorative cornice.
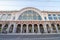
[0,7,60,13]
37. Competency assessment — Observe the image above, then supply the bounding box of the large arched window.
[18,10,42,20]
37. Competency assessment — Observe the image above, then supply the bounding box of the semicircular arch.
[17,7,42,20]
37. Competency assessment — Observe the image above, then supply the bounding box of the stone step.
[0,34,60,40]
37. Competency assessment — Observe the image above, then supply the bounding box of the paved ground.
[0,33,60,40]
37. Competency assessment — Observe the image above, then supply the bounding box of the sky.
[0,0,60,11]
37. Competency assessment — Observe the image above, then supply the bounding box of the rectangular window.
[22,15,27,20]
[53,17,57,20]
[48,14,51,16]
[44,17,46,20]
[58,17,60,20]
[53,14,56,16]
[58,14,60,16]
[53,14,57,20]
[6,14,11,20]
[38,16,42,20]
[48,14,53,20]
[58,14,60,20]
[1,14,6,20]
[48,17,53,20]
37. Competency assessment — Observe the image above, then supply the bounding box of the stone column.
[43,24,47,33]
[26,24,28,33]
[38,24,40,33]
[55,24,59,33]
[21,24,23,33]
[49,24,53,33]
[6,24,11,33]
[13,23,17,33]
[32,24,34,33]
[1,24,5,33]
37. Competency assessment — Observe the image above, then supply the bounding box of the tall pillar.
[13,23,17,33]
[32,24,34,33]
[55,24,59,33]
[43,24,47,33]
[1,24,5,33]
[26,24,28,33]
[38,24,40,33]
[49,24,53,33]
[6,24,11,33]
[21,24,23,33]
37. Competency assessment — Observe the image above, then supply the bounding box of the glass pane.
[48,17,53,20]
[1,14,6,20]
[38,15,42,20]
[53,17,57,20]
[48,14,51,16]
[53,14,56,16]
[58,17,60,20]
[44,17,46,20]
[7,14,11,20]
[58,14,60,17]
[18,10,42,20]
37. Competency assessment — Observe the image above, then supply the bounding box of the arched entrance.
[22,24,27,33]
[57,24,60,32]
[39,24,44,33]
[28,24,32,33]
[9,24,14,33]
[46,24,51,33]
[16,24,21,33]
[34,24,38,33]
[2,24,8,33]
[51,24,57,33]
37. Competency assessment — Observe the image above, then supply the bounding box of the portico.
[0,7,60,34]
[0,21,60,34]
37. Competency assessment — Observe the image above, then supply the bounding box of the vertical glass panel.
[58,14,60,16]
[48,17,53,20]
[7,14,11,20]
[48,14,53,20]
[38,15,42,20]
[58,14,60,20]
[58,17,60,20]
[53,17,57,20]
[27,14,32,20]
[33,14,37,20]
[53,14,56,16]
[48,14,51,16]
[1,14,6,20]
[44,17,46,20]
[53,14,57,20]
[23,14,27,20]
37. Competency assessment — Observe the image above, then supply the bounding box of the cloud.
[0,0,60,11]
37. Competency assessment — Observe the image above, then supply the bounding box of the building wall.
[0,7,60,34]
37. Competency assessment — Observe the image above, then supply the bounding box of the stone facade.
[0,7,60,34]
